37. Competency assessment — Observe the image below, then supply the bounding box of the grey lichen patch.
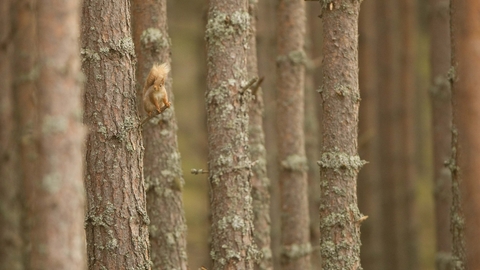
[318,152,367,176]
[140,28,170,51]
[334,83,349,97]
[447,65,457,82]
[105,229,118,250]
[276,49,308,66]
[281,242,312,260]
[42,172,61,194]
[280,155,308,172]
[108,36,135,57]
[430,74,451,99]
[80,48,100,62]
[205,9,250,46]
[42,115,68,134]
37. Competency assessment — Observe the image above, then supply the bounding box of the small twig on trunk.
[251,76,265,96]
[139,105,169,127]
[239,77,259,94]
[191,169,209,175]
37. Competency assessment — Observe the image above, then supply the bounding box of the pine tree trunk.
[205,0,255,269]
[450,0,480,268]
[358,0,382,268]
[376,0,401,268]
[276,0,310,269]
[24,1,87,268]
[318,1,364,269]
[131,1,188,269]
[247,1,273,269]
[429,0,453,268]
[0,1,23,269]
[399,0,418,269]
[11,0,38,267]
[81,1,151,269]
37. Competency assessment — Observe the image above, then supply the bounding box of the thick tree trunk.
[0,1,23,269]
[11,0,38,267]
[205,0,256,269]
[276,0,310,269]
[399,0,418,269]
[358,0,382,268]
[131,1,188,269]
[247,1,273,270]
[450,0,480,268]
[429,0,453,268]
[81,1,151,269]
[24,1,87,268]
[318,1,364,269]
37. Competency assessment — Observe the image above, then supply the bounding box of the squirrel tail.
[151,62,171,80]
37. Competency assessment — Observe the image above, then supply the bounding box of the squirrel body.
[143,63,171,116]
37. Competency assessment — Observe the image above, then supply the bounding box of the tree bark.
[81,1,151,269]
[429,0,453,268]
[247,1,273,270]
[205,0,256,269]
[24,0,87,268]
[276,0,310,269]
[399,0,418,269]
[0,1,23,269]
[318,1,364,269]
[131,1,188,269]
[358,0,382,268]
[450,0,480,268]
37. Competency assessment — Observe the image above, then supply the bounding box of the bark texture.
[429,0,453,268]
[0,1,23,269]
[399,0,418,268]
[318,1,364,269]
[205,0,256,269]
[247,1,273,269]
[358,0,382,268]
[276,0,310,269]
[131,1,188,269]
[25,0,87,268]
[81,1,151,269]
[450,0,480,268]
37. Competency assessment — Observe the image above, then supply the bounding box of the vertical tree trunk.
[205,0,256,269]
[0,1,23,269]
[11,0,38,267]
[247,1,273,269]
[318,1,364,269]
[131,1,188,269]
[450,0,480,268]
[24,0,86,268]
[81,1,151,269]
[429,0,452,268]
[399,0,418,269]
[276,0,310,269]
[376,0,401,268]
[358,0,382,268]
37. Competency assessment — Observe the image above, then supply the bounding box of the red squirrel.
[143,63,171,116]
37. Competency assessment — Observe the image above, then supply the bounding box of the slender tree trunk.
[429,0,452,268]
[205,0,256,269]
[23,1,87,268]
[358,0,382,268]
[131,1,188,269]
[247,1,273,269]
[376,0,401,268]
[81,1,151,269]
[399,0,418,269]
[0,1,23,269]
[450,0,480,268]
[276,0,310,269]
[318,1,364,269]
